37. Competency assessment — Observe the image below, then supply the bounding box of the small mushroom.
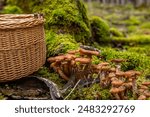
[139,85,149,90]
[118,86,126,100]
[111,80,124,88]
[75,58,91,64]
[123,82,132,89]
[125,70,141,99]
[143,90,150,97]
[99,66,111,87]
[115,71,125,81]
[111,59,126,72]
[111,77,118,82]
[109,67,116,72]
[138,95,146,100]
[142,81,150,86]
[67,50,79,54]
[47,55,65,63]
[110,88,120,100]
[79,48,100,58]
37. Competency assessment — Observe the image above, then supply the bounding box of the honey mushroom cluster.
[47,47,100,82]
[138,82,150,100]
[91,59,142,100]
[47,47,149,100]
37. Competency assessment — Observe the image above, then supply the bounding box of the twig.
[64,79,81,100]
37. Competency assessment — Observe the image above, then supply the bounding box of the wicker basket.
[0,14,46,82]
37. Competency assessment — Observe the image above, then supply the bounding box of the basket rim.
[0,14,44,29]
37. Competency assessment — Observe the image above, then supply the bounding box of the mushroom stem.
[132,77,137,99]
[57,68,69,81]
[114,94,120,100]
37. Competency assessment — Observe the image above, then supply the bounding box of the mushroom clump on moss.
[47,47,146,100]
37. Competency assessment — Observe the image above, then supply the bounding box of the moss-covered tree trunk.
[6,0,92,56]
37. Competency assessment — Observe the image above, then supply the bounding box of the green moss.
[35,67,66,87]
[33,0,91,42]
[99,47,150,78]
[90,16,110,43]
[141,22,150,29]
[6,0,42,13]
[127,45,150,56]
[110,28,124,37]
[66,84,111,100]
[112,35,150,45]
[127,25,137,33]
[7,0,91,42]
[1,5,23,14]
[92,56,101,65]
[46,31,79,57]
[124,16,141,26]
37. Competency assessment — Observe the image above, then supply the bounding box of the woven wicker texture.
[0,14,46,82]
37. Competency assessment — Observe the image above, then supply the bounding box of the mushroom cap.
[111,80,124,87]
[116,71,125,77]
[108,73,116,78]
[47,55,65,63]
[79,48,100,56]
[111,59,126,63]
[138,89,145,94]
[75,58,91,64]
[123,82,132,88]
[98,62,110,66]
[65,54,76,61]
[124,71,135,78]
[139,85,149,90]
[47,57,56,63]
[92,64,98,69]
[134,71,141,76]
[144,91,150,97]
[118,86,126,92]
[138,95,146,100]
[111,77,118,81]
[101,66,111,71]
[110,88,120,93]
[67,50,79,54]
[109,68,116,72]
[142,81,150,86]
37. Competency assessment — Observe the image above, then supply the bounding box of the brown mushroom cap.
[139,85,149,90]
[118,86,126,92]
[123,82,132,88]
[111,80,124,87]
[138,89,145,94]
[110,88,120,93]
[111,77,118,81]
[142,82,150,86]
[101,66,111,71]
[111,59,126,63]
[144,91,150,97]
[79,48,100,56]
[124,71,135,78]
[109,68,116,72]
[116,71,125,77]
[65,54,76,60]
[108,73,116,78]
[75,58,91,64]
[47,55,65,63]
[67,50,79,54]
[138,95,146,100]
